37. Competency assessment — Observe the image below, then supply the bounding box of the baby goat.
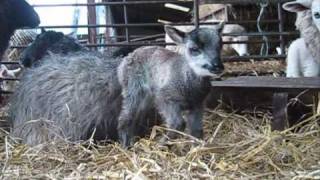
[117,24,224,146]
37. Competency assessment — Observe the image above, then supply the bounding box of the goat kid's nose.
[202,63,224,74]
[213,62,224,68]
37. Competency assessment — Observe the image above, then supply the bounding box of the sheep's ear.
[10,68,22,76]
[283,1,311,12]
[0,69,8,78]
[215,21,225,34]
[41,28,46,34]
[165,25,186,44]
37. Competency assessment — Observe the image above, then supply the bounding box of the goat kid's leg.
[186,107,204,139]
[118,87,145,147]
[157,102,185,141]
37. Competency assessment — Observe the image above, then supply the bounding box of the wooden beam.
[211,77,320,90]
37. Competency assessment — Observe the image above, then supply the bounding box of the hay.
[3,30,37,62]
[224,60,286,76]
[0,107,319,179]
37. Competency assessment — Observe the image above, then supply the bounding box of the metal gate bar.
[0,0,299,95]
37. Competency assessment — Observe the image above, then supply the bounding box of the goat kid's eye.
[314,12,320,19]
[189,47,201,56]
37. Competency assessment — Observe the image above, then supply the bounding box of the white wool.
[286,38,320,77]
[296,10,320,63]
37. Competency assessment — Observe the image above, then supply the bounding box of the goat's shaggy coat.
[10,52,123,145]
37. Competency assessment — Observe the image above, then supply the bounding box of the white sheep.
[283,0,320,77]
[0,64,21,92]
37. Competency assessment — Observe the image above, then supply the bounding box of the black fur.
[0,0,40,60]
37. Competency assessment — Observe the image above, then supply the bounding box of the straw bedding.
[0,105,319,179]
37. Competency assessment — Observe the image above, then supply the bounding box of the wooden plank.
[211,77,320,90]
[272,92,288,131]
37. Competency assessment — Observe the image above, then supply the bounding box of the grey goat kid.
[117,24,225,146]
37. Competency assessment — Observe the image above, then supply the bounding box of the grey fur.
[9,52,122,145]
[117,26,224,146]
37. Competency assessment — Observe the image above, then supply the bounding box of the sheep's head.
[283,0,320,31]
[21,30,85,68]
[6,0,40,29]
[165,23,224,77]
[0,65,21,92]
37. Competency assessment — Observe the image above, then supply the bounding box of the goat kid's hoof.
[119,131,134,148]
[191,130,204,140]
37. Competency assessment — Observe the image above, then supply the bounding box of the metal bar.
[0,54,287,67]
[8,39,285,49]
[0,91,13,95]
[32,1,193,7]
[0,62,21,65]
[202,0,293,4]
[123,0,130,42]
[22,20,283,30]
[0,78,19,81]
[277,2,285,55]
[30,0,293,7]
[193,0,199,29]
[222,32,298,36]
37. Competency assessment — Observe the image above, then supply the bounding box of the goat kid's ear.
[67,32,78,39]
[165,25,186,44]
[215,21,225,34]
[283,0,311,12]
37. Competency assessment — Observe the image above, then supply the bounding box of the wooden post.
[272,92,288,131]
[87,0,97,48]
[317,92,320,115]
